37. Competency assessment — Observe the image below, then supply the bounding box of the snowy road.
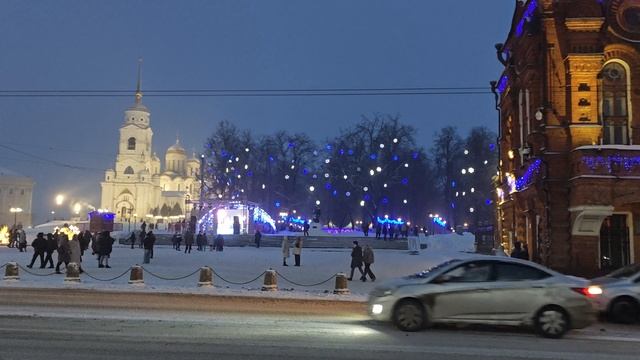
[0,310,639,360]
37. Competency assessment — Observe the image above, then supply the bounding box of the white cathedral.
[100,75,200,222]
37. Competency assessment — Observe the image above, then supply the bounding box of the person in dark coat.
[55,233,71,274]
[184,230,194,254]
[254,230,262,248]
[143,231,155,264]
[362,244,376,282]
[97,231,114,268]
[375,223,382,239]
[43,233,56,268]
[196,231,205,251]
[510,241,528,260]
[362,221,369,237]
[303,222,310,237]
[214,234,224,252]
[79,230,92,256]
[521,244,530,261]
[382,224,388,241]
[138,230,145,248]
[129,232,136,249]
[27,232,47,268]
[348,241,365,281]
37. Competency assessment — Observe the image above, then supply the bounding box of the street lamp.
[9,207,23,228]
[55,194,65,206]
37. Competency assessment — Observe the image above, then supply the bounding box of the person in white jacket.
[281,236,290,266]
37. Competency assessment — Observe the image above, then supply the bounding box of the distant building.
[100,70,200,223]
[0,167,34,227]
[494,0,640,276]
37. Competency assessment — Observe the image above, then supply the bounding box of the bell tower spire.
[135,57,143,104]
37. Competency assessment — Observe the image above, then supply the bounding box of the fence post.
[3,262,19,280]
[198,266,213,287]
[333,272,350,295]
[261,269,277,291]
[64,262,81,282]
[129,265,144,284]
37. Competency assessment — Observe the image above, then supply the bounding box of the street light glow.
[55,194,65,206]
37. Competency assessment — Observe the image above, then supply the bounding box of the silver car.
[368,256,596,338]
[589,264,640,324]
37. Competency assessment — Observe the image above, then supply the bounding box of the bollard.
[129,265,144,285]
[261,269,277,291]
[64,263,81,282]
[198,266,213,287]
[3,262,19,280]
[333,272,350,295]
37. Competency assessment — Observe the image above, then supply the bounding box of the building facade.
[0,167,34,228]
[494,0,640,276]
[100,79,200,223]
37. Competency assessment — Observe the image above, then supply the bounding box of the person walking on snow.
[129,232,136,249]
[97,231,114,268]
[55,233,71,274]
[293,237,303,266]
[184,230,194,254]
[143,231,155,264]
[348,241,365,281]
[43,233,56,268]
[27,232,47,268]
[281,236,290,266]
[362,244,376,282]
[254,229,262,248]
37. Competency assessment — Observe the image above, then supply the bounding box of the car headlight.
[371,304,383,315]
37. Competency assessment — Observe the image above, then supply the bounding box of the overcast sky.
[0,0,515,223]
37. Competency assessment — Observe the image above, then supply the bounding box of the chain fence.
[275,271,336,287]
[17,264,57,277]
[83,267,132,282]
[141,266,201,281]
[213,270,266,285]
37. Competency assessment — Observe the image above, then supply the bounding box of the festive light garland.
[582,154,640,173]
[515,159,542,191]
[515,0,538,37]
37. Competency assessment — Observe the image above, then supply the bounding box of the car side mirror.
[432,275,452,284]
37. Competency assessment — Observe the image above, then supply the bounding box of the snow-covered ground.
[0,233,475,301]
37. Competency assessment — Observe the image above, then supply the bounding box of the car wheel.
[609,297,640,324]
[393,299,425,332]
[535,306,569,339]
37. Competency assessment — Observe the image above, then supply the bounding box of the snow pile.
[422,232,475,254]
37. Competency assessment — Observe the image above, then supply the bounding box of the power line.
[0,144,104,172]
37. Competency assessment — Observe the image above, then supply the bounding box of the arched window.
[127,137,136,150]
[601,62,630,145]
[124,166,134,175]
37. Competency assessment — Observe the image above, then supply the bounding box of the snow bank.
[422,232,475,254]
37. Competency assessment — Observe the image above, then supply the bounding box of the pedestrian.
[382,224,388,241]
[510,241,527,259]
[143,230,155,264]
[129,232,136,249]
[27,232,47,268]
[196,231,204,251]
[175,232,183,251]
[55,233,71,274]
[17,227,27,252]
[138,230,145,248]
[494,244,508,256]
[207,232,214,251]
[8,227,16,248]
[521,244,530,261]
[214,234,224,252]
[362,244,376,282]
[43,233,56,268]
[254,229,262,248]
[140,221,147,233]
[184,230,194,254]
[348,241,365,281]
[362,221,369,237]
[97,231,114,268]
[303,222,310,237]
[375,223,382,239]
[293,237,303,266]
[79,230,92,256]
[69,233,84,273]
[281,236,290,266]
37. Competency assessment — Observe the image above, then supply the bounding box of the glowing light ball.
[0,226,9,245]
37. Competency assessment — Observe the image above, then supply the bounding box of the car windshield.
[408,259,462,279]
[607,264,640,279]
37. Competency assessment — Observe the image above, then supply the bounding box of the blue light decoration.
[433,217,447,227]
[339,149,345,155]
[515,159,542,191]
[325,182,332,190]
[392,155,399,161]
[348,149,354,155]
[253,207,276,231]
[497,75,509,93]
[412,152,419,160]
[382,197,389,204]
[326,144,332,150]
[364,194,371,201]
[451,202,455,208]
[303,168,309,175]
[582,154,640,174]
[489,143,496,152]
[370,154,377,160]
[288,142,295,148]
[246,171,253,177]
[376,217,404,225]
[485,199,493,205]
[401,178,409,185]
[269,156,274,162]
[451,180,456,188]
[274,201,281,208]
[332,190,338,196]
[515,0,538,37]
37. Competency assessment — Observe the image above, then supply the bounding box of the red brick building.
[494,0,640,276]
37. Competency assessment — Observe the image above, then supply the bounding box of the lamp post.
[10,207,23,228]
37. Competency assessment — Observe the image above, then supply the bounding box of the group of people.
[6,225,27,251]
[348,240,376,282]
[494,241,530,260]
[372,222,416,240]
[281,236,303,266]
